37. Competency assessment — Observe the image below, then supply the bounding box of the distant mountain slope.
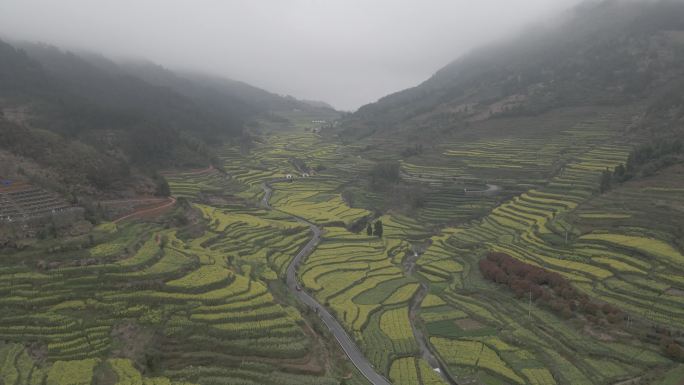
[343,0,684,139]
[17,43,239,143]
[115,59,330,122]
[0,39,335,196]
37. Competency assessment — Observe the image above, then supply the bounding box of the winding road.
[261,181,393,385]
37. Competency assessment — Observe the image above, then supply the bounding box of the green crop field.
[5,3,684,384]
[0,215,337,384]
[0,127,359,384]
[2,106,683,385]
[263,109,683,385]
[396,113,684,384]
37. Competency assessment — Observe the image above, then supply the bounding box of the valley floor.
[1,107,683,385]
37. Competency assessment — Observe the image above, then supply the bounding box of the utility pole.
[529,289,532,320]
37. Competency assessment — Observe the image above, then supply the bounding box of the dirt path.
[100,198,168,205]
[160,165,214,176]
[465,183,502,196]
[404,254,459,385]
[112,196,176,223]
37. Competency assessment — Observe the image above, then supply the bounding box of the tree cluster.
[369,161,401,185]
[400,143,424,158]
[479,252,625,325]
[152,173,170,197]
[623,138,683,178]
[290,157,308,173]
[659,333,684,362]
[601,137,684,193]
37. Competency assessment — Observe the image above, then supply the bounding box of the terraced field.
[298,225,414,370]
[209,130,445,380]
[164,167,240,200]
[3,108,682,385]
[409,136,684,382]
[194,204,311,280]
[296,211,447,379]
[211,110,683,385]
[0,206,341,384]
[389,356,447,385]
[270,179,369,226]
[287,109,683,384]
[0,342,194,385]
[381,109,632,227]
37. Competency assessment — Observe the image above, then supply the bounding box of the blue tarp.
[1,180,12,186]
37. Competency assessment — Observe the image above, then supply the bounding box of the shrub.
[479,252,625,326]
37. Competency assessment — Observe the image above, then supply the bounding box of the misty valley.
[1,1,684,385]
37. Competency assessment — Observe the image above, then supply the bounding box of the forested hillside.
[0,39,333,196]
[342,0,684,141]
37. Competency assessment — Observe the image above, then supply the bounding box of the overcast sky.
[0,0,582,111]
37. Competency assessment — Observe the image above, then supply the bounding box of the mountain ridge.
[341,0,684,141]
[0,38,337,198]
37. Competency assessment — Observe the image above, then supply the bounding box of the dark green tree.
[374,220,384,238]
[366,222,373,236]
[159,234,169,249]
[599,169,612,193]
[154,175,171,197]
[613,163,626,181]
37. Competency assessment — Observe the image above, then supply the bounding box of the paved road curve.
[262,181,393,385]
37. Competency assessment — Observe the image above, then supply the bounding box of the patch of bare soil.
[583,324,615,342]
[26,341,48,364]
[110,322,157,365]
[666,287,684,297]
[611,376,643,385]
[286,322,328,374]
[455,318,484,331]
[66,220,93,237]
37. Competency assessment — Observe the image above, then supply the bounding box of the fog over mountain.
[3,1,684,384]
[0,0,581,111]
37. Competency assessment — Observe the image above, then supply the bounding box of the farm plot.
[0,214,337,385]
[195,204,310,279]
[270,178,369,226]
[398,161,501,225]
[0,183,73,221]
[5,107,681,385]
[299,224,421,374]
[430,337,525,384]
[165,168,240,199]
[412,114,681,384]
[389,357,449,385]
